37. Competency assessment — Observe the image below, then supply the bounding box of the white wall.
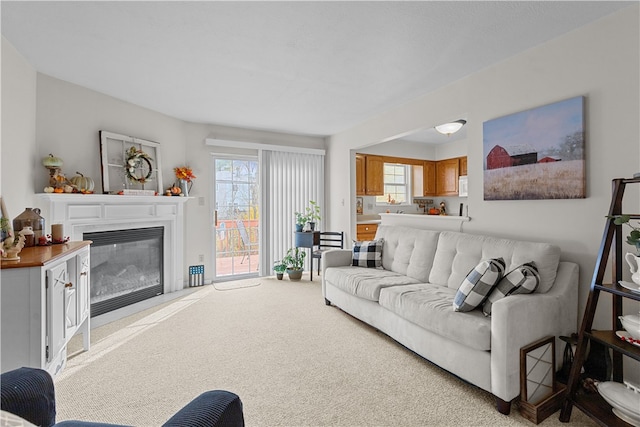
[35,74,187,194]
[1,37,37,221]
[327,6,640,332]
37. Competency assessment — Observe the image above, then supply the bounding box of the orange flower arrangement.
[174,166,196,183]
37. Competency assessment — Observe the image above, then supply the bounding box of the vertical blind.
[262,150,324,273]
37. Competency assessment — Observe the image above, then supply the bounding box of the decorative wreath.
[124,147,153,184]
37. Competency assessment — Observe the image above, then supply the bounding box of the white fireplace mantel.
[36,194,190,294]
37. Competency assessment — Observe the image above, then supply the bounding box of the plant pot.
[295,224,304,232]
[276,273,284,280]
[286,268,303,281]
[177,179,192,197]
[308,221,316,231]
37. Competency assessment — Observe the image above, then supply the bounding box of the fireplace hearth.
[85,227,164,317]
[37,193,189,318]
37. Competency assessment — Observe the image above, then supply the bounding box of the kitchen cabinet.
[356,154,467,198]
[459,157,467,176]
[423,161,436,196]
[355,154,365,196]
[1,241,91,377]
[355,154,383,196]
[436,158,460,196]
[365,155,384,195]
[357,223,378,241]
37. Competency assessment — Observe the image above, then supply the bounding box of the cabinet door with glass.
[46,262,68,363]
[76,250,90,323]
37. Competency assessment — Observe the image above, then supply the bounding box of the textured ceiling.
[1,1,632,139]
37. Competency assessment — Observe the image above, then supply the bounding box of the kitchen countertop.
[379,212,471,232]
[357,219,382,224]
[356,214,381,224]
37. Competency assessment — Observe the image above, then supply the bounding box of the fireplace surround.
[37,194,189,310]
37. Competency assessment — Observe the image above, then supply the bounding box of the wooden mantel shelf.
[36,193,192,204]
[1,241,91,269]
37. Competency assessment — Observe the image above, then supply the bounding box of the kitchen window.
[376,163,410,205]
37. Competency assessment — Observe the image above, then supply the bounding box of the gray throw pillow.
[482,261,540,316]
[453,258,505,312]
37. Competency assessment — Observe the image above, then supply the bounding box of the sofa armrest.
[321,249,352,298]
[322,249,352,270]
[490,261,579,402]
[162,390,244,427]
[1,367,56,427]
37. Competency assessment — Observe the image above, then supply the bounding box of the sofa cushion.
[482,262,540,316]
[374,225,440,282]
[453,258,505,312]
[324,266,420,301]
[428,231,560,293]
[352,239,384,268]
[379,284,491,351]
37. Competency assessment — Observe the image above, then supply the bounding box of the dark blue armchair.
[1,367,244,427]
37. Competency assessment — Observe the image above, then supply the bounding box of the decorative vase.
[286,269,303,281]
[276,273,284,280]
[178,179,192,197]
[308,222,316,231]
[625,252,640,285]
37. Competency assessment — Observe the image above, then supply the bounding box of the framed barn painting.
[483,96,585,200]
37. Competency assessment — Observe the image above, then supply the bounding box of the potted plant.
[282,247,306,281]
[609,214,640,253]
[295,211,307,232]
[305,200,321,231]
[273,260,286,280]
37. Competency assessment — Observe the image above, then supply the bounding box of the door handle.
[65,282,73,288]
[214,210,218,227]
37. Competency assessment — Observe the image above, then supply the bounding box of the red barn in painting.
[538,156,561,163]
[486,144,538,169]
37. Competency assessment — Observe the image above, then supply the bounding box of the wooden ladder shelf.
[559,177,640,426]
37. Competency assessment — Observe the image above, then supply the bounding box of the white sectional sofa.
[321,225,579,414]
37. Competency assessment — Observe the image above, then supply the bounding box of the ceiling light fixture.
[435,119,467,136]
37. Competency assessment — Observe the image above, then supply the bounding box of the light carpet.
[57,277,595,427]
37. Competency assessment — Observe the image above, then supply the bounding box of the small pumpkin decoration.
[71,172,95,192]
[42,153,64,169]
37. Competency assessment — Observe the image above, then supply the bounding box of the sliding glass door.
[212,156,259,279]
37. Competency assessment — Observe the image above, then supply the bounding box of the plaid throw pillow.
[352,239,384,268]
[453,258,505,312]
[482,262,540,316]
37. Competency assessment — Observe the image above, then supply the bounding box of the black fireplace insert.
[84,226,164,317]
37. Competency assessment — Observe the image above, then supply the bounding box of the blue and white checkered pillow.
[352,239,384,268]
[453,258,505,312]
[482,262,540,316]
